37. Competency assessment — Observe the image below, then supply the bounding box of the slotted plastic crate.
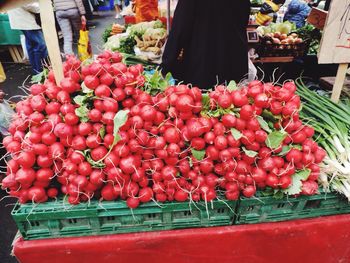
[12,199,237,240]
[235,191,350,224]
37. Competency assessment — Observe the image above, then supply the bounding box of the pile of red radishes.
[1,51,326,208]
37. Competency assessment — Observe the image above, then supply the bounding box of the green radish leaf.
[292,144,303,150]
[242,147,258,158]
[30,68,48,84]
[86,154,106,168]
[81,82,93,94]
[73,95,87,106]
[202,93,210,107]
[75,105,89,122]
[227,80,238,91]
[99,126,106,139]
[112,110,129,146]
[262,109,281,123]
[257,116,272,133]
[83,150,106,168]
[231,128,243,140]
[261,187,274,197]
[278,145,291,156]
[265,131,287,149]
[282,169,311,195]
[191,149,206,161]
[165,72,173,83]
[211,110,221,117]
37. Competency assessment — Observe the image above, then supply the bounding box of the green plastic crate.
[235,191,350,224]
[0,14,22,45]
[11,199,237,240]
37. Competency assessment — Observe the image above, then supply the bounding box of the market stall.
[0,0,350,262]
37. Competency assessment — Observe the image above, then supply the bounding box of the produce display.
[104,21,167,62]
[262,32,303,45]
[296,78,350,200]
[1,51,326,208]
[257,22,306,57]
[257,21,297,36]
[102,24,126,43]
[294,24,322,55]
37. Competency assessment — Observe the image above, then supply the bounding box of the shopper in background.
[82,0,93,21]
[53,0,86,55]
[162,0,251,89]
[283,0,311,28]
[7,3,48,74]
[132,0,158,23]
[115,0,131,19]
[114,0,122,19]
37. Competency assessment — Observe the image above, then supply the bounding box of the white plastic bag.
[247,58,257,82]
[247,49,257,82]
[0,102,15,136]
[20,34,29,60]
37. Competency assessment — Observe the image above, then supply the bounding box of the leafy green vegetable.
[142,69,173,95]
[294,24,322,55]
[231,128,243,140]
[102,24,113,43]
[282,169,311,195]
[31,68,48,84]
[73,95,87,106]
[278,146,291,156]
[112,110,129,148]
[257,116,272,133]
[191,149,206,161]
[118,35,136,54]
[83,150,106,168]
[75,105,89,123]
[262,109,281,123]
[99,126,106,139]
[242,147,258,158]
[265,131,287,149]
[227,80,238,92]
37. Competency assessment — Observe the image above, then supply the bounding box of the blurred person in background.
[162,0,251,89]
[7,2,48,74]
[283,0,311,28]
[114,0,123,19]
[115,0,131,19]
[53,0,86,55]
[132,0,159,23]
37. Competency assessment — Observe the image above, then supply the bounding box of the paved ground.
[0,11,117,263]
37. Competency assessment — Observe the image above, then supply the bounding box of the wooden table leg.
[331,63,348,103]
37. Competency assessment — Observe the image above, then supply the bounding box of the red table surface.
[13,214,350,263]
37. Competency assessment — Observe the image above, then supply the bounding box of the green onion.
[296,77,350,200]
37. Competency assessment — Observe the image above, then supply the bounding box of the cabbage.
[127,20,165,37]
[104,34,122,51]
[258,21,297,36]
[275,21,296,34]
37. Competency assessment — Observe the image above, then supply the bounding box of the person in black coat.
[161,0,251,90]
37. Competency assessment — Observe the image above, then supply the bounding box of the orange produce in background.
[134,0,158,23]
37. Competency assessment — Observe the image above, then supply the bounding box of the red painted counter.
[13,214,350,263]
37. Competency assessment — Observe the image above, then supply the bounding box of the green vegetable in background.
[294,24,322,55]
[102,24,113,43]
[118,35,137,55]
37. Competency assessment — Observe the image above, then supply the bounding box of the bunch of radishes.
[1,51,326,208]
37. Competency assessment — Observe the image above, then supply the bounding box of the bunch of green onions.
[296,78,350,200]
